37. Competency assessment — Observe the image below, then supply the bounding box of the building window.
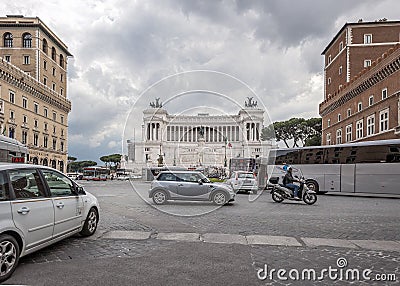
[23,55,30,65]
[60,88,63,96]
[22,97,27,108]
[60,141,64,152]
[44,136,48,148]
[379,109,389,132]
[364,34,372,44]
[339,41,343,51]
[346,124,352,142]
[367,114,375,136]
[3,32,13,47]
[9,127,15,139]
[52,67,56,76]
[382,88,387,100]
[10,110,14,119]
[336,129,342,144]
[368,95,374,106]
[326,133,331,145]
[53,126,56,134]
[42,39,48,54]
[44,123,48,131]
[52,83,56,91]
[22,33,32,48]
[51,47,56,61]
[347,108,351,117]
[327,77,331,85]
[4,55,10,62]
[44,60,47,70]
[61,129,64,137]
[339,66,343,75]
[43,77,47,86]
[52,138,57,150]
[22,131,27,144]
[358,102,362,112]
[364,59,372,67]
[34,102,39,114]
[60,116,64,124]
[9,91,15,103]
[356,120,363,139]
[327,119,331,127]
[60,54,64,68]
[44,108,48,118]
[60,73,63,82]
[34,133,39,146]
[34,120,38,128]
[338,113,341,122]
[23,115,27,123]
[328,55,331,64]
[53,112,57,121]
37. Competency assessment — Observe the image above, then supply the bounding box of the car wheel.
[153,190,168,205]
[212,191,227,205]
[0,234,20,283]
[80,208,99,236]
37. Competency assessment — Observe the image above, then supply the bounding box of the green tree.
[100,154,122,170]
[261,124,275,141]
[261,117,322,147]
[68,160,97,172]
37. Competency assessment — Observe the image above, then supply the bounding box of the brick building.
[0,15,72,171]
[319,19,400,145]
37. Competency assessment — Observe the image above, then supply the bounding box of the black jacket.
[283,172,296,185]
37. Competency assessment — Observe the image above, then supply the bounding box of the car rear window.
[9,169,46,199]
[238,173,254,179]
[157,173,177,181]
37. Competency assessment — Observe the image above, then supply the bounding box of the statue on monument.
[150,97,163,108]
[245,97,258,108]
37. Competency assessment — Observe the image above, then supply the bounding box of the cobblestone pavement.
[7,180,400,285]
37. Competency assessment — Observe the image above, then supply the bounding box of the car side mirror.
[75,185,86,195]
[198,179,203,185]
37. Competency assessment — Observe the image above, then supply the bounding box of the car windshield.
[238,173,254,179]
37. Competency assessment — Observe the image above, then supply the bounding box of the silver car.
[226,171,259,194]
[149,171,235,205]
[0,164,99,283]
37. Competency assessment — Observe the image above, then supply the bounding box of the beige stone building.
[0,15,72,171]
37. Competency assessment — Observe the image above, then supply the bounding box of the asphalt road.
[5,180,400,285]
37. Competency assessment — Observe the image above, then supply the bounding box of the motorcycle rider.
[283,166,300,199]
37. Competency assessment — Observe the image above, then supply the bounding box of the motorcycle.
[268,172,317,205]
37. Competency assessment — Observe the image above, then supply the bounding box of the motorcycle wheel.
[271,191,284,203]
[303,193,317,205]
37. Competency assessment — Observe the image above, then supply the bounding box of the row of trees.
[67,154,121,173]
[261,117,322,147]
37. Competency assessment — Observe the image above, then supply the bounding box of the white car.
[0,164,99,282]
[226,171,259,194]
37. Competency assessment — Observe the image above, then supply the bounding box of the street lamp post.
[223,136,227,167]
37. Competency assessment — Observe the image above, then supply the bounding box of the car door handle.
[177,184,183,186]
[17,206,30,214]
[56,202,65,209]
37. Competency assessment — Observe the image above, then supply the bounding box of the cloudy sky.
[6,0,400,162]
